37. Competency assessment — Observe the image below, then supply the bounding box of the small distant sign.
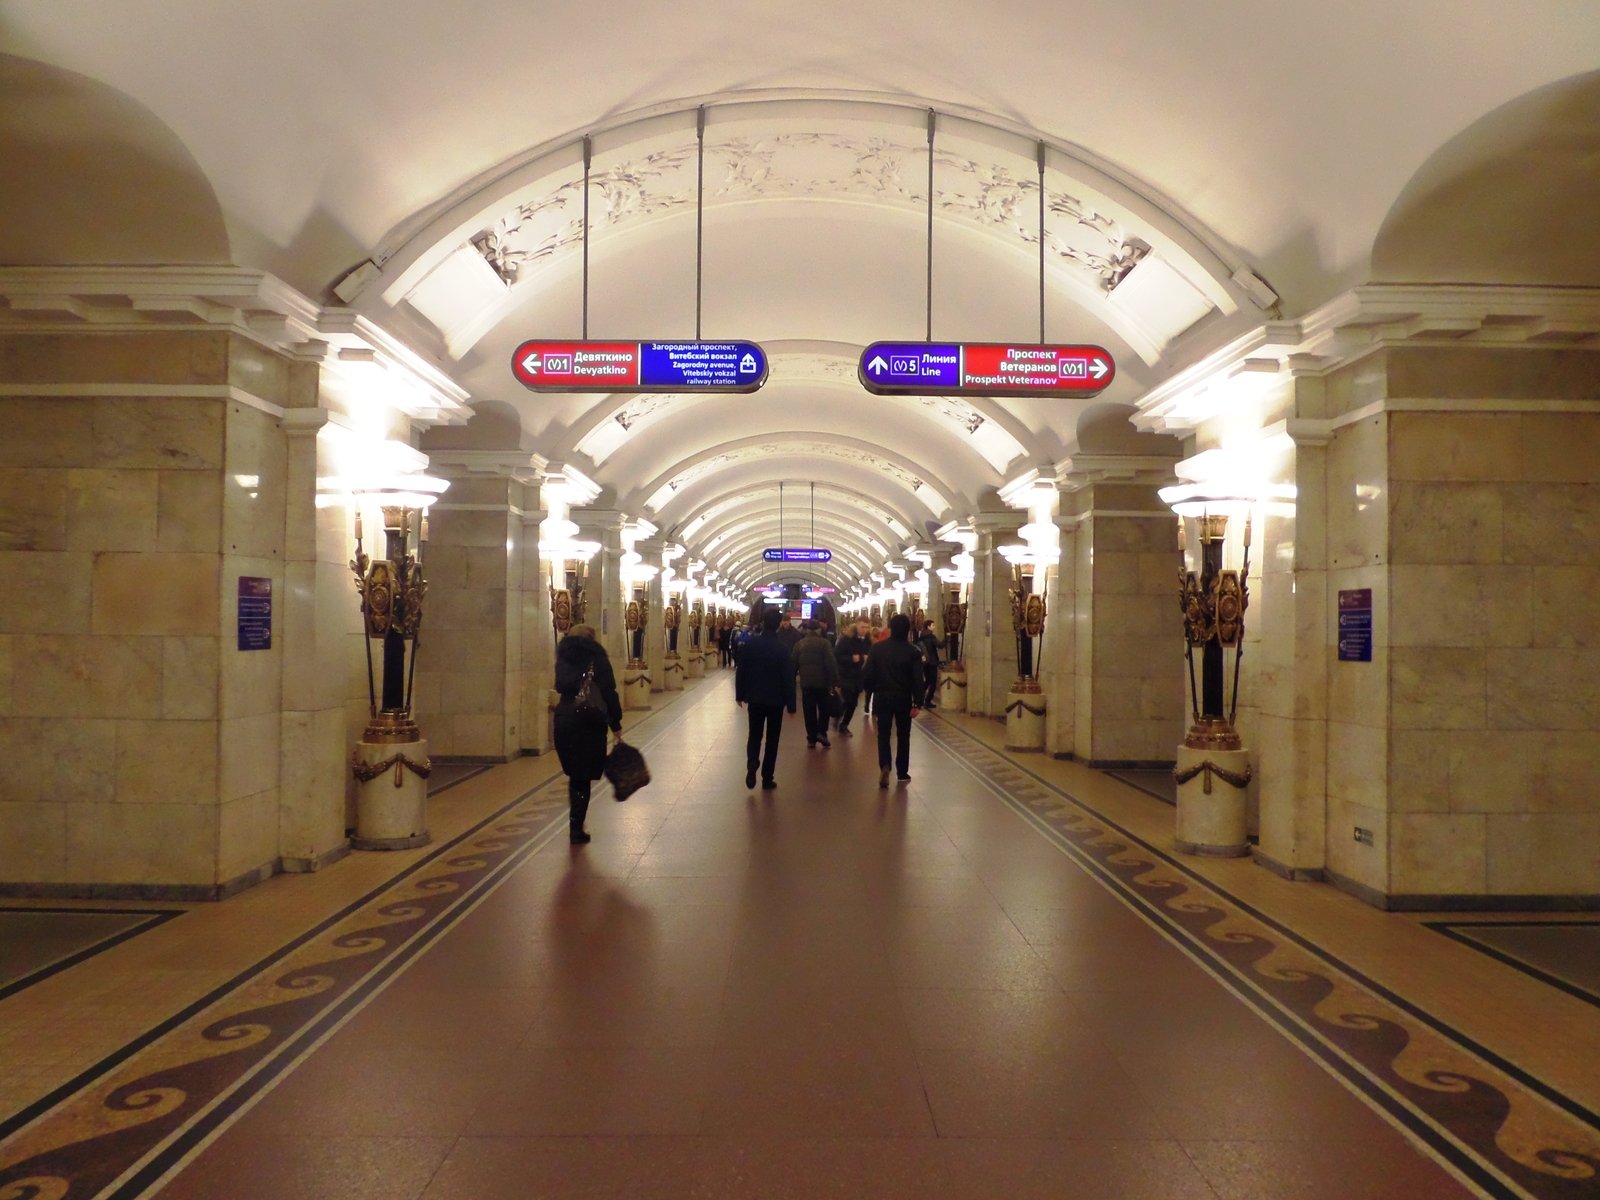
[763,548,832,563]
[237,576,272,651]
[511,340,768,393]
[1337,588,1373,662]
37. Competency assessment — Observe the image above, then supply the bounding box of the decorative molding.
[1134,284,1600,436]
[0,266,473,429]
[427,449,549,483]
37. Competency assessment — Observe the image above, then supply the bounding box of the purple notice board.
[238,576,272,651]
[1337,588,1372,662]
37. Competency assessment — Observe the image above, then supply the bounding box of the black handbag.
[827,690,844,719]
[572,665,608,725]
[603,738,651,801]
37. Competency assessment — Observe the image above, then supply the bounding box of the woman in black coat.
[552,624,624,843]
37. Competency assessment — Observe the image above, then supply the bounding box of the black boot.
[569,778,592,844]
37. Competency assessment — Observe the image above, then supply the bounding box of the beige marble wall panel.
[279,706,348,862]
[1326,796,1388,892]
[1321,354,1389,419]
[419,543,468,585]
[1088,551,1140,595]
[1532,565,1600,649]
[422,629,506,674]
[1327,720,1387,812]
[161,636,219,720]
[0,397,95,468]
[1390,647,1486,730]
[1445,730,1537,814]
[435,508,511,550]
[66,801,218,886]
[91,552,219,637]
[429,586,507,632]
[1389,482,1503,565]
[66,468,159,552]
[1529,734,1600,813]
[1389,565,1532,649]
[1488,647,1599,730]
[0,800,67,882]
[408,671,442,722]
[440,670,507,715]
[115,718,218,806]
[0,332,229,387]
[226,336,294,406]
[222,406,287,560]
[1503,483,1600,566]
[1255,712,1328,870]
[1326,417,1386,570]
[1520,413,1600,484]
[0,469,67,551]
[465,545,513,593]
[0,717,115,803]
[93,398,223,471]
[1090,718,1176,764]
[1387,345,1600,401]
[450,714,510,759]
[0,551,91,634]
[157,470,223,554]
[1386,729,1452,813]
[1389,412,1517,482]
[220,712,280,805]
[218,789,279,882]
[1486,814,1600,895]
[12,635,163,718]
[1390,813,1487,895]
[0,634,11,715]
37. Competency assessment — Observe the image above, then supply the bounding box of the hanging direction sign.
[859,341,1115,396]
[763,548,832,563]
[512,340,768,393]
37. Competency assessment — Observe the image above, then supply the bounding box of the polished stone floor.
[2,671,1597,1199]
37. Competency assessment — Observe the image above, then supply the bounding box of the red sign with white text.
[957,344,1114,392]
[512,341,639,389]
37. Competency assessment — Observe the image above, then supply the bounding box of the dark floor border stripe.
[925,715,1600,1138]
[0,680,709,1151]
[109,814,571,1199]
[918,725,1515,1200]
[428,763,492,796]
[106,676,728,1199]
[0,909,184,1004]
[1427,921,1600,1012]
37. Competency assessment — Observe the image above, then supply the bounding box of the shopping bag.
[603,738,651,801]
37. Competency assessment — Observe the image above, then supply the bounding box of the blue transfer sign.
[1337,588,1373,662]
[512,339,768,393]
[764,548,832,563]
[859,341,1114,396]
[237,576,272,651]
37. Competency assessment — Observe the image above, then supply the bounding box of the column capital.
[1056,454,1180,491]
[425,450,547,483]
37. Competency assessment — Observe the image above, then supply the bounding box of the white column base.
[1174,744,1252,857]
[623,660,653,709]
[663,651,684,691]
[1004,684,1046,751]
[686,650,705,679]
[352,736,430,850]
[939,665,968,714]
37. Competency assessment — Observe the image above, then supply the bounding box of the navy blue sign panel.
[1337,588,1373,663]
[237,576,272,651]
[859,341,1114,396]
[763,548,832,563]
[512,340,768,393]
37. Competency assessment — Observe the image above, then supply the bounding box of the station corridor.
[3,671,1597,1200]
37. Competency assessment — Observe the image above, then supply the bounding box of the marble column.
[965,513,1022,717]
[519,496,555,756]
[579,510,629,669]
[640,538,667,694]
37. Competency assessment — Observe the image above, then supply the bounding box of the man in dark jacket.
[915,620,941,709]
[861,613,924,788]
[832,618,872,736]
[735,608,797,789]
[792,621,839,748]
[552,625,624,843]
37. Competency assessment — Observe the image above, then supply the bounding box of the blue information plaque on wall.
[1337,588,1372,662]
[238,576,272,651]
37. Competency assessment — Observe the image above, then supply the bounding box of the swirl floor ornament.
[914,717,1600,1200]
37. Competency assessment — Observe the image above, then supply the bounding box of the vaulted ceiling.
[3,1,1597,596]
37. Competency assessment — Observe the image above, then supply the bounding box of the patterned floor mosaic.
[915,718,1600,1200]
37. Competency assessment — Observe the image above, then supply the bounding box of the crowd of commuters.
[736,608,940,791]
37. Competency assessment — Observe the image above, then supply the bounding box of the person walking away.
[861,613,924,788]
[833,618,872,736]
[863,620,891,715]
[552,623,624,843]
[916,620,941,709]
[735,608,797,789]
[793,620,840,748]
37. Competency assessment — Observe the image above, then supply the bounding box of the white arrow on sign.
[867,355,888,375]
[1089,358,1109,380]
[520,352,541,374]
